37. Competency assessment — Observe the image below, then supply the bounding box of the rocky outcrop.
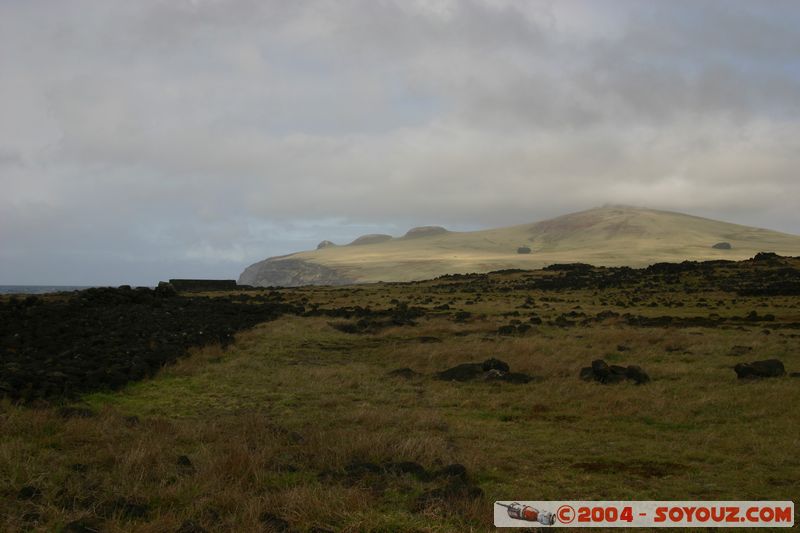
[316,240,336,249]
[733,359,785,379]
[402,226,448,239]
[238,256,355,287]
[517,246,532,254]
[712,242,732,249]
[348,234,393,246]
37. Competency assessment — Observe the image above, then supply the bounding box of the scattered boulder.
[625,365,650,384]
[752,252,780,262]
[485,371,532,384]
[712,242,732,250]
[436,363,484,382]
[316,240,336,249]
[176,455,195,474]
[517,246,532,254]
[17,485,42,501]
[437,358,531,384]
[733,359,785,379]
[482,358,510,373]
[580,359,649,384]
[386,368,420,379]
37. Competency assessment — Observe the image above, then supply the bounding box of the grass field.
[2,260,800,531]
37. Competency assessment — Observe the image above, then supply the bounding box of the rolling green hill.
[239,206,800,286]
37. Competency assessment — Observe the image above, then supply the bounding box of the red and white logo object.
[494,501,795,528]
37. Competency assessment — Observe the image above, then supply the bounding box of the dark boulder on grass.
[501,372,533,385]
[482,358,510,373]
[625,365,650,384]
[734,359,785,379]
[436,363,484,382]
[580,359,649,384]
[712,242,732,250]
[437,358,530,384]
[17,485,42,501]
[386,367,421,379]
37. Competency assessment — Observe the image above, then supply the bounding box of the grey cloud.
[1,0,799,284]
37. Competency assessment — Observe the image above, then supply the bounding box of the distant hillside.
[238,206,800,286]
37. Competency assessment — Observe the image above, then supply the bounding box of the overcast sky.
[2,0,800,285]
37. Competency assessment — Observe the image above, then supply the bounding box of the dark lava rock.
[259,513,290,531]
[790,372,800,378]
[712,242,732,250]
[625,365,650,384]
[497,325,516,336]
[482,358,510,373]
[17,485,42,501]
[436,363,484,382]
[752,252,781,262]
[176,520,209,533]
[176,455,195,473]
[316,240,336,249]
[453,311,471,322]
[734,359,786,379]
[484,370,532,384]
[438,359,531,384]
[504,372,532,384]
[517,246,532,254]
[386,367,420,379]
[581,359,649,384]
[1,286,299,402]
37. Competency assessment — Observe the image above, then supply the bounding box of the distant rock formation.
[238,206,800,286]
[403,226,448,239]
[349,234,393,246]
[713,242,732,249]
[317,240,336,249]
[517,246,532,254]
[168,279,238,292]
[238,256,354,287]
